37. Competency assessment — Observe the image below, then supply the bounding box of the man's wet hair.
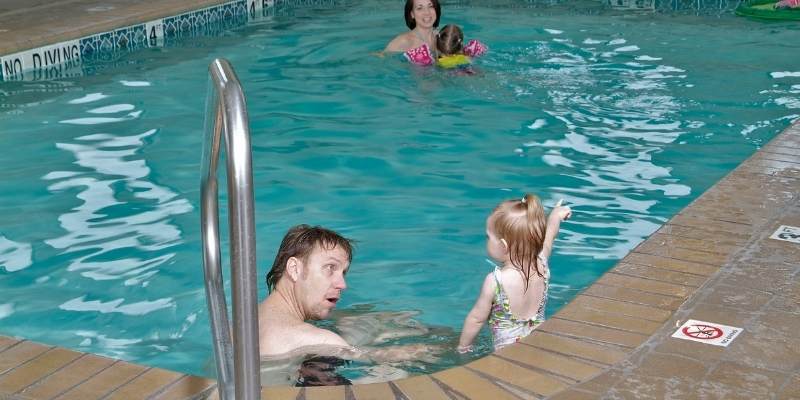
[266,225,354,292]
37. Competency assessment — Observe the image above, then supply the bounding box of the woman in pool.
[384,0,441,53]
[402,23,488,68]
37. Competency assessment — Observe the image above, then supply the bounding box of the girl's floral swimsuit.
[775,0,799,8]
[488,256,549,350]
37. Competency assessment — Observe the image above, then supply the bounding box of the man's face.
[295,244,349,320]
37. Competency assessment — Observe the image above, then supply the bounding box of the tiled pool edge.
[389,121,799,399]
[1,121,796,399]
[545,121,800,398]
[0,0,270,81]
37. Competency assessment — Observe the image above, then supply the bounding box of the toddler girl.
[404,24,487,67]
[434,24,486,69]
[457,194,571,352]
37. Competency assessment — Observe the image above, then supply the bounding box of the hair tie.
[521,196,526,203]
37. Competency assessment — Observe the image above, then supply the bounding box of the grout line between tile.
[14,349,85,396]
[0,342,54,378]
[95,365,150,400]
[47,356,118,400]
[518,339,621,367]
[427,376,464,400]
[628,251,724,269]
[577,293,675,314]
[387,381,411,400]
[606,270,697,290]
[492,353,581,384]
[464,365,547,399]
[139,372,186,400]
[551,314,663,337]
[616,261,713,280]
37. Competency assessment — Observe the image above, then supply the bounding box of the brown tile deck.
[1,2,799,399]
[0,0,231,57]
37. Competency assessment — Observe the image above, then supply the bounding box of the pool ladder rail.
[201,58,261,400]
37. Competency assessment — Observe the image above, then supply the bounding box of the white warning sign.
[770,225,800,244]
[672,319,742,347]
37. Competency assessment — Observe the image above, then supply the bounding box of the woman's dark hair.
[404,0,441,30]
[266,225,354,292]
[436,24,464,56]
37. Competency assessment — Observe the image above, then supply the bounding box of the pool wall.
[0,0,284,81]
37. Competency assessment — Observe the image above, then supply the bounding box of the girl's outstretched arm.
[457,272,496,352]
[541,200,572,260]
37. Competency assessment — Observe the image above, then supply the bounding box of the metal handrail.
[201,58,260,400]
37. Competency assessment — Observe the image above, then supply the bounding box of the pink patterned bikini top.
[404,43,436,66]
[775,0,800,8]
[403,39,488,66]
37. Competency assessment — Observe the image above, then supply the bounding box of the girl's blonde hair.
[436,24,464,56]
[491,193,547,290]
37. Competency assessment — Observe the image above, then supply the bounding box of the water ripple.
[0,235,32,272]
[68,92,109,104]
[60,296,174,315]
[43,128,192,284]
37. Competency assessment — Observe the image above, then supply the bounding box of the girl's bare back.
[496,266,547,320]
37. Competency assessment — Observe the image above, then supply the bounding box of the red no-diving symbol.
[682,324,723,339]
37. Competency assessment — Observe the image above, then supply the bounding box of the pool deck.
[2,1,800,399]
[0,0,231,58]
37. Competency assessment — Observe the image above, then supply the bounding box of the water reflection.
[504,32,692,258]
[0,235,33,272]
[59,295,174,315]
[44,122,192,286]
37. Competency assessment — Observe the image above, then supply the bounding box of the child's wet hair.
[266,225,354,292]
[436,24,464,56]
[491,194,547,290]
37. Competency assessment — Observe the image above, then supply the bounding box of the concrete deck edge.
[0,0,240,57]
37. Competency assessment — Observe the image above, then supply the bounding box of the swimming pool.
[0,0,797,379]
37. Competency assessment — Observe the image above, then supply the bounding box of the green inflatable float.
[735,0,800,20]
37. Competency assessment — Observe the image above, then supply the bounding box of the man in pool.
[258,224,441,386]
[258,224,354,356]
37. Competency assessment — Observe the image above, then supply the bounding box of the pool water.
[0,0,798,379]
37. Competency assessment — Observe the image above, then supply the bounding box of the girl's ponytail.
[522,193,547,280]
[496,194,548,291]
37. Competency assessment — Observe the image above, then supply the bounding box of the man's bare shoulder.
[296,323,349,347]
[260,322,348,356]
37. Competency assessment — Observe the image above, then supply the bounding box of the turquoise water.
[0,0,798,378]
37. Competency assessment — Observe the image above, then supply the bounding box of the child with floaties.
[457,194,571,353]
[404,24,487,68]
[775,0,799,8]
